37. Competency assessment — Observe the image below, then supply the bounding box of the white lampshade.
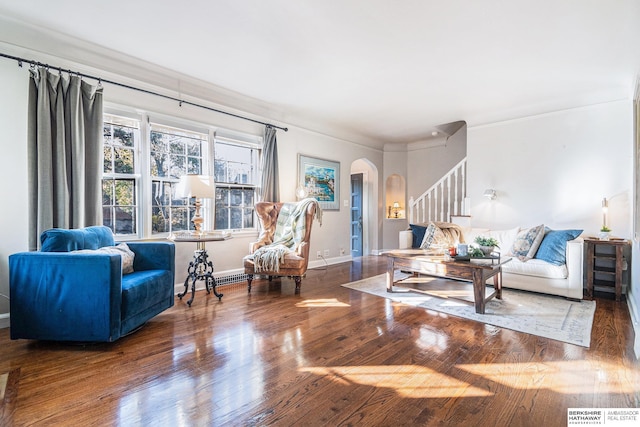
[175,175,214,198]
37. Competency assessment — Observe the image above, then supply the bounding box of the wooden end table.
[584,238,629,302]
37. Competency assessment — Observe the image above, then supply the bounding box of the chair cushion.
[244,252,306,272]
[41,226,115,252]
[121,270,174,321]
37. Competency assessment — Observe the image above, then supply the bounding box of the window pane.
[188,157,201,174]
[150,150,168,177]
[102,116,139,238]
[171,207,189,231]
[114,148,134,174]
[152,206,169,233]
[114,206,135,234]
[169,154,186,178]
[213,138,259,231]
[114,180,135,206]
[103,206,113,230]
[214,141,256,185]
[103,146,113,173]
[102,179,114,205]
[149,124,205,234]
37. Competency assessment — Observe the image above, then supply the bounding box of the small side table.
[584,238,629,302]
[170,232,231,306]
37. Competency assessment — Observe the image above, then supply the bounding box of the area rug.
[342,274,595,347]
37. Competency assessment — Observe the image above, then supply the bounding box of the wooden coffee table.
[383,249,511,314]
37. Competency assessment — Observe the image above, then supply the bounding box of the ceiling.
[0,0,639,148]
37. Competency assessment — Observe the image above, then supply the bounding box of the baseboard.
[0,313,9,329]
[627,291,640,359]
[309,255,352,269]
[173,267,247,294]
[173,258,354,293]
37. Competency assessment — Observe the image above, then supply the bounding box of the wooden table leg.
[472,269,486,314]
[493,269,502,299]
[386,257,395,293]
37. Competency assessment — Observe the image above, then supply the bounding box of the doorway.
[350,173,363,257]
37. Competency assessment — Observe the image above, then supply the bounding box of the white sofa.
[399,226,584,300]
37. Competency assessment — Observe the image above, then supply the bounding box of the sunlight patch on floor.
[299,365,492,398]
[0,372,8,400]
[456,360,640,394]
[296,298,350,308]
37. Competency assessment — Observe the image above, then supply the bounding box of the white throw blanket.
[252,198,322,273]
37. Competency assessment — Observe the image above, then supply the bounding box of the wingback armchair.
[243,199,320,293]
[9,226,175,342]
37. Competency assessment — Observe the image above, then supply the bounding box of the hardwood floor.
[1,256,638,426]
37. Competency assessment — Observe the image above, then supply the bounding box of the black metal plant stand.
[178,243,223,306]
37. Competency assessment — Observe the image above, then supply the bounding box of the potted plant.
[473,236,500,256]
[598,226,611,241]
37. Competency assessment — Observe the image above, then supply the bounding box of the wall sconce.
[483,189,497,200]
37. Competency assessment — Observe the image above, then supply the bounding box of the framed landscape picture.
[298,154,340,210]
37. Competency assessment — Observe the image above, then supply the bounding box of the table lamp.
[175,174,214,235]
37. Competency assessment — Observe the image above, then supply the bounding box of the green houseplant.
[473,236,499,256]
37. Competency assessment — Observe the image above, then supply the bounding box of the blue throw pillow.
[535,229,583,265]
[409,224,428,249]
[40,226,115,252]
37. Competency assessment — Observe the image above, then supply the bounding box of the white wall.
[467,100,633,237]
[467,99,638,357]
[0,60,29,326]
[406,127,467,202]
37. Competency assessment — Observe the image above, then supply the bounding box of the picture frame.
[298,154,340,211]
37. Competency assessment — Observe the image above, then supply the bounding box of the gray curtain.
[260,126,280,202]
[28,68,104,250]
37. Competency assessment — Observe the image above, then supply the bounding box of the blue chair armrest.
[9,252,122,341]
[126,242,175,276]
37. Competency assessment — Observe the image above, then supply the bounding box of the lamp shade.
[175,175,214,198]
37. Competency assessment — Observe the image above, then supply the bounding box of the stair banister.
[408,157,467,224]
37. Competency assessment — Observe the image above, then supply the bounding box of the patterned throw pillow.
[507,224,545,261]
[75,243,136,274]
[420,223,437,249]
[420,222,458,250]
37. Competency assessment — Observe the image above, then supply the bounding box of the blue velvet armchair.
[9,226,175,342]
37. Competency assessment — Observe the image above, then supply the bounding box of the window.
[102,115,139,236]
[101,111,261,238]
[150,124,206,235]
[213,135,259,230]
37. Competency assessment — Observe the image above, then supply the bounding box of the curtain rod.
[0,51,288,132]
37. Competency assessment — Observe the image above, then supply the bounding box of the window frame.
[213,132,262,231]
[102,106,262,240]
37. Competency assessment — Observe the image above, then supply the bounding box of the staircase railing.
[408,157,468,224]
